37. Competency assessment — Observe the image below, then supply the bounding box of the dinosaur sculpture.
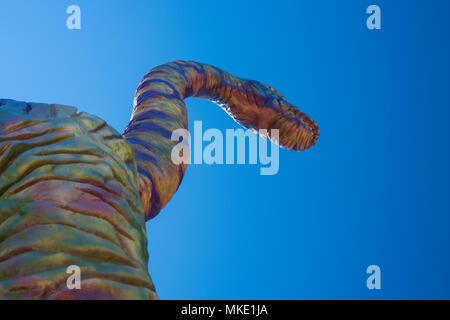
[0,61,319,299]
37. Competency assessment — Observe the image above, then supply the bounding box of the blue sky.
[1,0,450,299]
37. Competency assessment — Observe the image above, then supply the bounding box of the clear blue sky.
[1,0,450,299]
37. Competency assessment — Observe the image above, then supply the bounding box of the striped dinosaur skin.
[125,61,320,220]
[0,61,318,299]
[0,99,156,299]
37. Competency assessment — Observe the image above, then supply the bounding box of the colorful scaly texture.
[124,61,319,220]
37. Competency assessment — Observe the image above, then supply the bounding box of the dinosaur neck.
[124,60,319,221]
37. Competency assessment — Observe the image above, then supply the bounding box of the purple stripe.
[135,91,181,106]
[127,122,173,139]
